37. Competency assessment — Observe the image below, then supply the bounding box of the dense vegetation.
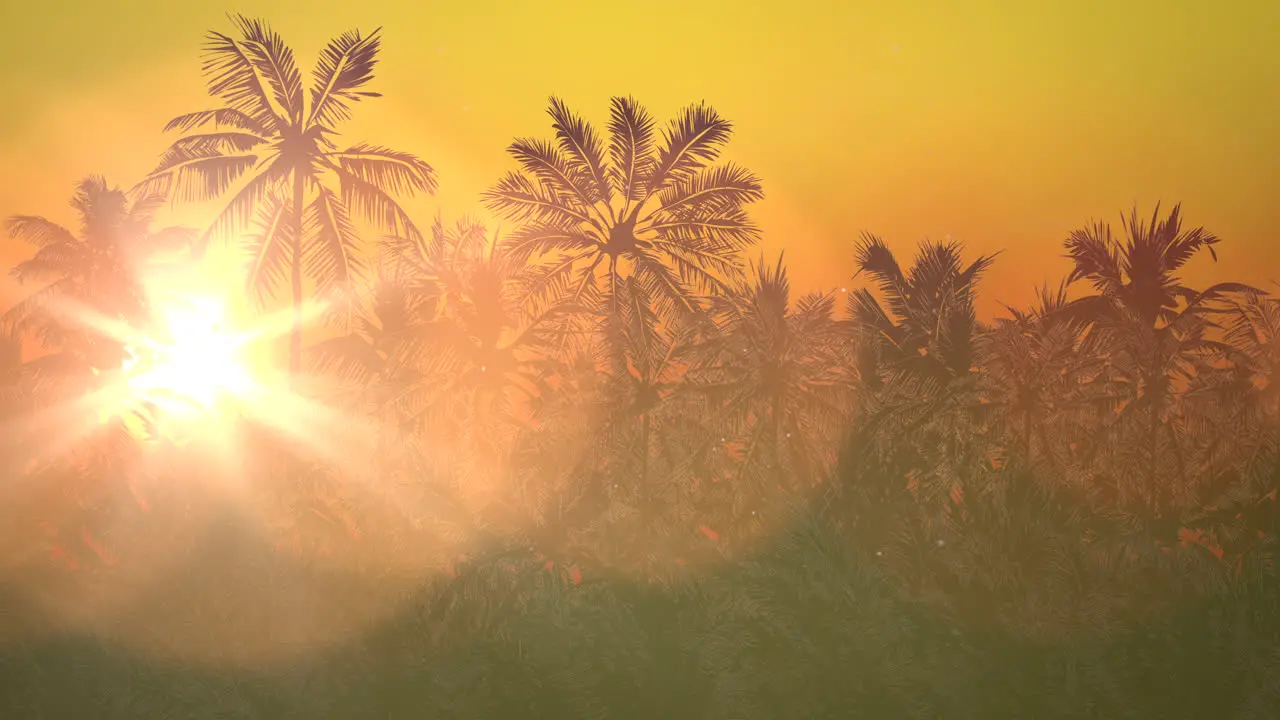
[3,15,1279,718]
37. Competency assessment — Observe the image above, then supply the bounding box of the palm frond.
[645,102,733,196]
[853,233,911,322]
[327,143,437,196]
[632,254,697,319]
[1,275,75,334]
[5,216,77,249]
[162,131,266,158]
[1162,222,1220,272]
[308,27,382,129]
[655,163,764,216]
[9,243,87,283]
[143,149,260,204]
[200,25,284,132]
[304,187,366,303]
[332,163,422,243]
[607,95,657,203]
[484,172,595,227]
[548,96,612,206]
[513,252,591,322]
[645,209,760,253]
[243,195,292,310]
[507,137,603,220]
[1065,221,1124,293]
[200,166,285,252]
[230,14,305,123]
[162,107,269,135]
[501,223,599,267]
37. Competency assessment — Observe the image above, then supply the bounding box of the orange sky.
[1,0,1277,316]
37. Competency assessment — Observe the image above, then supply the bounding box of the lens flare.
[124,295,256,414]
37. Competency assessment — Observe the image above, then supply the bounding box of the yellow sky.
[1,0,1277,316]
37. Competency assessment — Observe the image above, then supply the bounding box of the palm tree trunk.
[290,171,305,380]
[640,411,650,484]
[1023,406,1034,464]
[1147,392,1161,514]
[772,393,783,470]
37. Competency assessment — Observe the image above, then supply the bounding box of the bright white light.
[125,296,255,412]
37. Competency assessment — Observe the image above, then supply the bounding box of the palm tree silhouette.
[415,217,569,420]
[847,235,995,482]
[1061,204,1263,515]
[483,96,763,330]
[3,176,195,382]
[848,233,996,386]
[1162,288,1280,547]
[684,254,849,492]
[979,280,1110,467]
[1216,288,1280,426]
[397,217,572,501]
[596,287,689,527]
[142,14,436,378]
[832,235,996,546]
[305,257,438,426]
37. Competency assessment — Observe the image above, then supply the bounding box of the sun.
[106,285,268,427]
[124,296,256,413]
[70,248,331,445]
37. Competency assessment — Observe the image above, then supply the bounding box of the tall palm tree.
[844,234,997,484]
[1162,288,1280,549]
[304,258,439,426]
[483,96,763,330]
[142,14,436,377]
[310,217,571,521]
[1061,204,1262,514]
[2,176,195,380]
[373,216,572,449]
[417,217,569,423]
[683,254,849,492]
[595,286,691,527]
[829,235,996,540]
[979,280,1111,468]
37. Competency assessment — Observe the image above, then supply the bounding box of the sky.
[0,0,1277,317]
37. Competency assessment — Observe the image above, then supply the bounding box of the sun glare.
[46,251,335,449]
[125,296,256,412]
[93,254,279,432]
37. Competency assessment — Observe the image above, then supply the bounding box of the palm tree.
[304,258,439,426]
[142,14,436,377]
[979,280,1111,469]
[415,217,569,430]
[1061,204,1262,515]
[847,233,997,387]
[829,235,996,544]
[0,332,28,472]
[310,217,572,523]
[845,234,997,479]
[483,96,763,331]
[2,176,195,380]
[596,289,692,531]
[683,254,849,494]
[1161,288,1280,552]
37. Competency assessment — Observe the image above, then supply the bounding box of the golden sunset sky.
[1,0,1276,316]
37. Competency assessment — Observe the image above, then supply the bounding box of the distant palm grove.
[4,16,1280,719]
